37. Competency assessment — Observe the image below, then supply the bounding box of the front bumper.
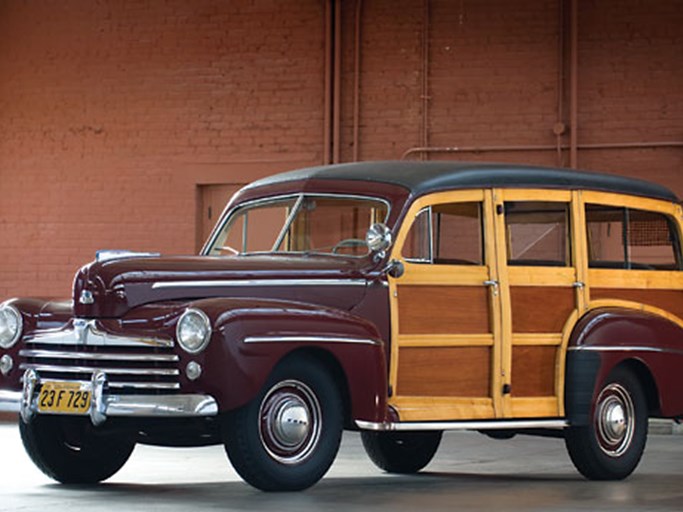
[0,369,218,426]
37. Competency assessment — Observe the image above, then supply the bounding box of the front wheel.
[19,415,135,484]
[565,367,648,480]
[361,430,442,473]
[223,355,343,491]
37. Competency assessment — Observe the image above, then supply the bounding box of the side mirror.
[383,259,405,278]
[365,223,392,256]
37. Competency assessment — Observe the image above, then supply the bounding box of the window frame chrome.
[203,192,392,258]
[403,206,435,264]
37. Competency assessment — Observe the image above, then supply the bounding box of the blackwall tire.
[19,415,135,484]
[565,367,648,480]
[223,355,343,491]
[361,430,442,474]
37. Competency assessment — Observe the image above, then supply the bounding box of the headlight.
[0,305,22,349]
[176,309,211,354]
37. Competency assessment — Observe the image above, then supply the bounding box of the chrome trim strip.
[0,390,21,413]
[105,394,218,417]
[20,369,37,422]
[19,349,179,363]
[14,376,180,391]
[568,345,683,357]
[152,278,367,290]
[19,378,180,390]
[355,419,568,432]
[107,382,180,390]
[25,320,173,348]
[243,335,382,346]
[96,250,160,263]
[90,371,107,425]
[19,363,179,377]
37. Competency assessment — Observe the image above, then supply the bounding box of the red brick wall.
[577,0,683,185]
[0,0,326,297]
[0,0,681,298]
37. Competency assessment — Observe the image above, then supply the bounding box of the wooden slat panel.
[591,288,683,320]
[510,286,575,333]
[390,396,495,421]
[511,346,556,397]
[512,334,563,346]
[397,285,490,335]
[509,397,559,417]
[397,346,491,397]
[399,334,494,347]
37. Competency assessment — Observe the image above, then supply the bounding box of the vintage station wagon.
[1,161,683,491]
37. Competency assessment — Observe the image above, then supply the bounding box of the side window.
[505,201,570,266]
[586,204,680,270]
[402,202,484,265]
[402,208,431,262]
[220,198,297,254]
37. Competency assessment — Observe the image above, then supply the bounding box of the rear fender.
[566,307,683,424]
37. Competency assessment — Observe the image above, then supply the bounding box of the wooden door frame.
[387,189,504,421]
[492,189,584,418]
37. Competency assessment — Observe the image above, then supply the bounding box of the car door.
[387,189,505,421]
[492,189,584,418]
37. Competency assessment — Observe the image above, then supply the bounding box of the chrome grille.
[19,346,180,393]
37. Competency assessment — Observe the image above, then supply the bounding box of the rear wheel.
[361,430,442,473]
[20,415,135,484]
[223,355,343,491]
[565,367,648,480]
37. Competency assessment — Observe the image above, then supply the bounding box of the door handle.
[484,280,499,296]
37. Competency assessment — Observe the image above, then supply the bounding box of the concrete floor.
[1,423,682,511]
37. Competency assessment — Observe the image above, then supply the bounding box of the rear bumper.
[0,369,218,425]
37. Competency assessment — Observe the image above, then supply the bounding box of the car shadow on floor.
[42,471,645,512]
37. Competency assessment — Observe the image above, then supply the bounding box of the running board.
[355,418,568,432]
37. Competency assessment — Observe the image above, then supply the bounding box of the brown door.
[197,183,244,252]
[388,190,505,422]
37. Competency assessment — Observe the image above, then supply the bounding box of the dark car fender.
[180,297,388,426]
[565,307,683,425]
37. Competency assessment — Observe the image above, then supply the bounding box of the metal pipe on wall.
[569,0,579,168]
[421,0,431,159]
[323,0,333,165]
[333,0,342,164]
[352,0,363,162]
[323,0,342,165]
[555,0,566,167]
[401,141,683,160]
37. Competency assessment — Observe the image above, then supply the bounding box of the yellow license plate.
[38,381,92,415]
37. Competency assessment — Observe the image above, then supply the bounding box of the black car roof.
[246,161,678,202]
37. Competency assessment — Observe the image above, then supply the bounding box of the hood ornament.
[96,250,160,262]
[79,290,95,305]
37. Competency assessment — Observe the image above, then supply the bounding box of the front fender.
[183,297,387,424]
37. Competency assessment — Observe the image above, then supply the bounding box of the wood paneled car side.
[2,161,683,491]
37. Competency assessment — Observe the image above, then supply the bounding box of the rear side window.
[504,201,570,266]
[586,204,680,270]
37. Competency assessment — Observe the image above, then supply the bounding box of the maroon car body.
[1,161,682,490]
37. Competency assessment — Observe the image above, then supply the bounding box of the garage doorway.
[196,183,244,252]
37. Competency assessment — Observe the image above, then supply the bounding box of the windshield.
[207,194,389,257]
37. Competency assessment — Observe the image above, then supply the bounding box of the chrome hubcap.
[595,383,634,457]
[272,398,310,447]
[259,380,321,465]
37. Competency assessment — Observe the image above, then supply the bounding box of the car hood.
[72,254,374,318]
